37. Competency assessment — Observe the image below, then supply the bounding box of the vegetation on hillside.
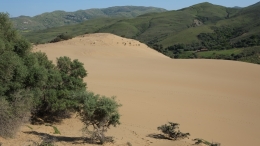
[0,13,121,144]
[11,6,166,31]
[49,33,73,43]
[23,18,121,44]
[21,2,260,64]
[154,26,260,63]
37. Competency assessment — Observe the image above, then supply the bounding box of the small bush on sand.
[157,122,190,140]
[77,92,121,144]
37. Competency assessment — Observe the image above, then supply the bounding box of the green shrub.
[77,91,121,144]
[1,13,86,131]
[30,55,87,123]
[157,122,190,140]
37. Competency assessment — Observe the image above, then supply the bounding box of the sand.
[1,33,260,146]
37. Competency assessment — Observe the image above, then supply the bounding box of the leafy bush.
[157,122,190,140]
[0,12,86,132]
[31,55,87,123]
[77,92,121,144]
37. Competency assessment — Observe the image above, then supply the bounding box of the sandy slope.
[2,33,259,146]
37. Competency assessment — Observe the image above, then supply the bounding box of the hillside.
[22,2,260,64]
[22,3,236,43]
[11,6,166,31]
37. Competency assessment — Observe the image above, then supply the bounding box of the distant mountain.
[23,2,259,45]
[11,6,166,31]
[23,2,260,64]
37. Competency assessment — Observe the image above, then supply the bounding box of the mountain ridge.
[11,6,166,31]
[23,2,259,45]
[22,2,260,64]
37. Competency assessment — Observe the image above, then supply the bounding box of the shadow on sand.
[147,133,172,141]
[24,131,95,145]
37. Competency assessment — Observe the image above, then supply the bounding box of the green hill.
[23,3,228,43]
[22,2,260,64]
[11,6,166,31]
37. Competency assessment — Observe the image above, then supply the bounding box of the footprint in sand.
[121,126,151,146]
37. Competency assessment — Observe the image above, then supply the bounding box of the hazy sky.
[1,0,259,17]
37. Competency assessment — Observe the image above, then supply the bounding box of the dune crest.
[4,33,259,146]
[35,33,167,59]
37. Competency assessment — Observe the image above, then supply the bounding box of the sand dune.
[3,33,260,146]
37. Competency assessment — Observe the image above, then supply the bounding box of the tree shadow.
[31,111,73,125]
[23,131,98,145]
[147,133,172,141]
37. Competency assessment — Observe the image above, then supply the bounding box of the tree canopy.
[0,13,121,142]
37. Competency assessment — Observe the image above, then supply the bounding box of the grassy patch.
[51,126,61,135]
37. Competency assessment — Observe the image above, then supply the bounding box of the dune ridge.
[2,33,259,146]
